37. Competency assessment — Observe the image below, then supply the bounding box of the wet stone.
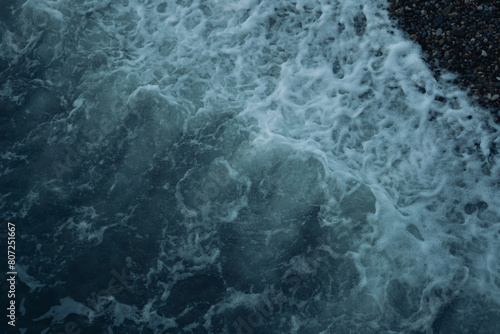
[442,5,453,16]
[433,16,444,25]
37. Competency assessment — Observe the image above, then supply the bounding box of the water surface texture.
[1,0,500,333]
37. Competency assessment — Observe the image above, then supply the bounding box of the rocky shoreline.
[387,0,500,122]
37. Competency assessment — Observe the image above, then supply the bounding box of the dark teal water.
[1,0,499,333]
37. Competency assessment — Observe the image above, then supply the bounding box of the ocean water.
[1,0,499,333]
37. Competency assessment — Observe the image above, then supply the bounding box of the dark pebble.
[433,16,444,25]
[442,5,453,15]
[452,29,466,37]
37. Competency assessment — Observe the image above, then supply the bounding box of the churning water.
[1,0,499,333]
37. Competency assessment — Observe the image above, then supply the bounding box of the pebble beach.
[388,0,500,121]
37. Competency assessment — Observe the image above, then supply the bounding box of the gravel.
[387,0,500,122]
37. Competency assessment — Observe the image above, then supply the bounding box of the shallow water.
[1,0,499,333]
